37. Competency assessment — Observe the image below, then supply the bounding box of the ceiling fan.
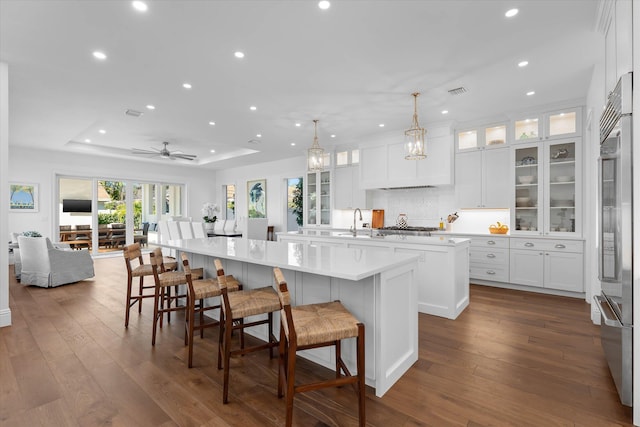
[131,141,197,161]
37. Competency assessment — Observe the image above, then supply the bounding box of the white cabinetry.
[509,238,584,292]
[455,147,510,208]
[603,0,633,93]
[360,124,453,189]
[456,123,507,152]
[334,165,369,209]
[512,107,582,142]
[512,137,582,236]
[306,170,331,226]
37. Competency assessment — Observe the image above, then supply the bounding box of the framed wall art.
[247,179,266,218]
[10,183,39,212]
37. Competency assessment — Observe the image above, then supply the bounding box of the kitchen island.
[159,237,419,397]
[278,230,471,320]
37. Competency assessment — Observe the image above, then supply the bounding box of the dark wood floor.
[1,256,633,426]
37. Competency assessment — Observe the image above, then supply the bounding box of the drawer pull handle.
[486,253,496,258]
[487,240,496,245]
[524,242,535,247]
[486,270,496,275]
[555,244,566,249]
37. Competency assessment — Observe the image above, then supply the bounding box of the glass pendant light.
[405,92,427,160]
[307,119,324,171]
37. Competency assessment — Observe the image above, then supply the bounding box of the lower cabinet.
[509,238,584,292]
[456,235,510,283]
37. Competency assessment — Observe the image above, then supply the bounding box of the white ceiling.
[0,0,601,170]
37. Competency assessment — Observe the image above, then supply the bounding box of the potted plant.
[201,202,219,233]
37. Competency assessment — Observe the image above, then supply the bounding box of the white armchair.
[17,236,94,287]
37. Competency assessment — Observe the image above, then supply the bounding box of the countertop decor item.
[396,213,408,228]
[446,212,459,223]
[489,222,509,234]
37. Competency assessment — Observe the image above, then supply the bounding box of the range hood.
[379,185,435,190]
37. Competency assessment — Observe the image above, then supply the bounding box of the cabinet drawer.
[470,248,509,265]
[510,238,583,253]
[469,236,509,249]
[470,265,509,282]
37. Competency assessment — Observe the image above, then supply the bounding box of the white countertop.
[161,237,419,281]
[279,230,470,246]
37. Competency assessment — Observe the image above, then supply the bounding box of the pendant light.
[307,119,324,171]
[404,92,427,160]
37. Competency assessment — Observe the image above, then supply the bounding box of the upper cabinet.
[512,107,582,142]
[456,122,507,152]
[360,124,453,189]
[334,165,369,209]
[306,170,331,226]
[455,147,510,209]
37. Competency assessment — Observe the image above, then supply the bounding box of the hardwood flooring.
[1,256,632,426]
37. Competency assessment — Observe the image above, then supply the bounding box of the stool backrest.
[149,247,165,273]
[273,267,293,340]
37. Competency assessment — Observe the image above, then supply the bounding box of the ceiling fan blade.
[172,153,197,160]
[132,148,158,155]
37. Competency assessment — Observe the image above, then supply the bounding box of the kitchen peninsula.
[278,230,471,320]
[160,236,420,397]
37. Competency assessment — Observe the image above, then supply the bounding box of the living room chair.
[17,236,94,288]
[273,267,366,427]
[181,254,241,368]
[215,258,280,403]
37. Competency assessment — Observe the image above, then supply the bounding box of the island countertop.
[278,229,470,246]
[162,237,419,281]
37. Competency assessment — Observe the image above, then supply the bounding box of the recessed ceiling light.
[318,1,330,10]
[210,149,216,153]
[234,51,245,58]
[505,8,518,17]
[441,110,449,114]
[182,83,192,89]
[330,134,336,138]
[92,51,107,60]
[518,60,529,67]
[146,104,155,110]
[256,134,262,137]
[378,124,385,127]
[208,121,216,126]
[250,106,257,111]
[84,139,91,143]
[132,1,148,12]
[526,91,535,96]
[295,123,301,127]
[291,142,296,146]
[99,129,106,134]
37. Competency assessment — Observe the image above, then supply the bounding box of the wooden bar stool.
[215,258,281,404]
[181,254,242,368]
[123,243,180,327]
[273,267,366,427]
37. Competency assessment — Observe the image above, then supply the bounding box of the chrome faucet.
[352,208,363,236]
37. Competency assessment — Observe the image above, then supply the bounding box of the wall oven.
[594,72,633,407]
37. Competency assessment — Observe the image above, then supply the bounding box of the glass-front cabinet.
[512,138,581,235]
[513,107,582,142]
[306,170,331,226]
[456,123,507,152]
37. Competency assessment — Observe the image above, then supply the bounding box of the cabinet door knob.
[487,240,496,245]
[555,244,566,249]
[525,242,535,247]
[486,253,496,258]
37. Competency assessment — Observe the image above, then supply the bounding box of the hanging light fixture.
[404,92,427,160]
[307,119,324,171]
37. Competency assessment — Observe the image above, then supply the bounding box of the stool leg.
[357,323,366,427]
[138,276,144,313]
[222,314,233,404]
[200,299,205,339]
[125,274,133,328]
[285,340,297,427]
[187,295,195,368]
[277,325,286,398]
[217,310,224,370]
[335,340,341,380]
[268,312,274,359]
[152,285,160,345]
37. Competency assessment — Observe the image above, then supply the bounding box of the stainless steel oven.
[594,72,633,407]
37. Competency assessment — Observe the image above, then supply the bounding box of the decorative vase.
[204,222,215,234]
[396,214,408,229]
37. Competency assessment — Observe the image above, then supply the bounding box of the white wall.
[214,156,306,234]
[8,146,216,240]
[1,62,10,327]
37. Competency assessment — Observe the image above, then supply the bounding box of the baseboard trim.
[0,308,12,327]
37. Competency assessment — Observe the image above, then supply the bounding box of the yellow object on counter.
[488,221,509,234]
